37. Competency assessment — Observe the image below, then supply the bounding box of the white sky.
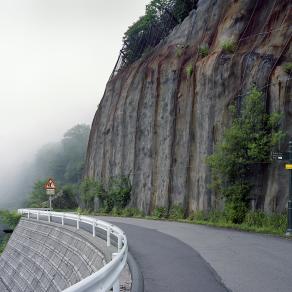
[0,0,149,184]
[0,0,150,207]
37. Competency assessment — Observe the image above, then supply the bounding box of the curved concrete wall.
[0,219,115,292]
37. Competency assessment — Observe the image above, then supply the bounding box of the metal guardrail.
[17,209,128,292]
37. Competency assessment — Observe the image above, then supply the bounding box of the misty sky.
[0,0,149,205]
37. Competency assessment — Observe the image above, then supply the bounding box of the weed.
[221,39,236,54]
[169,205,184,219]
[283,63,292,75]
[153,207,168,219]
[186,64,193,78]
[198,45,209,57]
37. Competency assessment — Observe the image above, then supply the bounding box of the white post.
[118,235,122,252]
[107,227,111,247]
[37,212,39,221]
[92,222,95,237]
[61,215,64,226]
[112,253,119,292]
[77,218,79,230]
[28,211,30,219]
[48,212,50,223]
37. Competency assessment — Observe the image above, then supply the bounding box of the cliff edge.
[85,0,292,214]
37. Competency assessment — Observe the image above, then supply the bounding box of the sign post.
[44,178,56,210]
[286,141,292,236]
[272,141,292,236]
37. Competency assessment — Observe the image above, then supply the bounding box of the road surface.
[97,216,292,292]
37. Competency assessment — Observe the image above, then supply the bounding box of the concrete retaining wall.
[0,219,115,292]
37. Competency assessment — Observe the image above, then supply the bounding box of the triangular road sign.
[44,178,56,189]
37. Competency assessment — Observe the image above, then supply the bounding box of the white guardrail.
[17,209,128,292]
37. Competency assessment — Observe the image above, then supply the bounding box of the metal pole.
[49,195,52,210]
[286,141,292,236]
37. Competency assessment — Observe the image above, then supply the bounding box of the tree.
[207,86,285,223]
[26,180,48,207]
[122,0,197,66]
[26,124,90,207]
[79,178,104,210]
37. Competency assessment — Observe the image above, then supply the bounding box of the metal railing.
[17,209,128,292]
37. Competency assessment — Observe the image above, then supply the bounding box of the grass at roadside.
[32,207,289,238]
[77,208,288,237]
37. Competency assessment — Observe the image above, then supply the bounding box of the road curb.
[127,251,144,292]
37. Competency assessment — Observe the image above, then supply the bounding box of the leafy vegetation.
[26,124,90,208]
[26,180,48,207]
[122,0,197,66]
[107,176,132,209]
[188,210,287,235]
[198,44,209,57]
[221,39,236,54]
[0,210,21,255]
[283,62,292,74]
[0,210,21,229]
[0,235,10,255]
[91,206,287,236]
[78,176,131,212]
[207,86,285,223]
[152,207,168,218]
[80,178,104,210]
[186,64,193,78]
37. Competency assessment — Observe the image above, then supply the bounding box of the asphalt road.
[97,217,292,292]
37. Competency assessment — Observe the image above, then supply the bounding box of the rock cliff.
[85,0,292,215]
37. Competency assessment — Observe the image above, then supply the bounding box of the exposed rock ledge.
[85,0,292,214]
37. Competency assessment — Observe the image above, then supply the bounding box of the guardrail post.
[77,217,80,230]
[28,211,30,219]
[112,253,120,292]
[92,222,95,237]
[37,212,39,221]
[107,227,111,247]
[48,212,50,223]
[118,235,122,252]
[62,215,64,226]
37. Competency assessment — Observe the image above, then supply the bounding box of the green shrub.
[207,86,285,224]
[224,200,248,224]
[186,64,193,78]
[107,176,131,209]
[153,207,168,219]
[198,45,209,57]
[221,39,236,54]
[262,213,287,233]
[207,210,227,223]
[112,207,122,216]
[122,208,144,217]
[188,210,206,221]
[0,210,21,229]
[80,178,104,210]
[169,205,184,219]
[104,196,114,213]
[283,63,292,74]
[244,211,266,227]
[0,234,10,255]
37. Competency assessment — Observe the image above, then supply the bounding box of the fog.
[0,0,149,209]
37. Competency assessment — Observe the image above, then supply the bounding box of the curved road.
[97,216,292,292]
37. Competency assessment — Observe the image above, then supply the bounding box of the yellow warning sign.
[285,164,292,170]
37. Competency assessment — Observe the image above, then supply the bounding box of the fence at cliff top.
[17,209,128,292]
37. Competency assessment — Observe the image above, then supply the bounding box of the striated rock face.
[85,0,292,215]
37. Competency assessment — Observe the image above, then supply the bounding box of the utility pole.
[272,140,292,236]
[286,141,292,236]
